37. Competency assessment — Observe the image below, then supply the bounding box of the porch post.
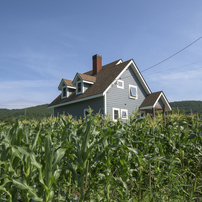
[153,108,155,118]
[163,105,166,126]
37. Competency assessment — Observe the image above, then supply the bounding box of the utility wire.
[141,36,202,72]
[144,66,202,81]
[144,60,202,75]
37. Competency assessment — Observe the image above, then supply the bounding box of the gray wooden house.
[48,54,172,121]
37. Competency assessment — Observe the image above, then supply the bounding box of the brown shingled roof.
[140,91,162,108]
[140,91,172,111]
[77,73,96,83]
[63,79,75,87]
[49,59,130,107]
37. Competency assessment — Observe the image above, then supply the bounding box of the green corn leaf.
[13,179,43,201]
[81,120,91,159]
[45,133,53,188]
[11,146,23,160]
[0,186,12,202]
[54,167,62,181]
[31,126,41,151]
[17,146,42,169]
[38,168,49,192]
[67,161,79,180]
[30,152,42,169]
[53,148,66,167]
[77,143,83,166]
[94,150,106,163]
[128,147,139,155]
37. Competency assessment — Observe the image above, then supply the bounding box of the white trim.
[83,80,94,85]
[112,108,120,122]
[153,92,163,108]
[58,79,75,90]
[72,73,82,85]
[104,94,107,116]
[154,92,172,111]
[67,85,76,89]
[48,93,103,109]
[121,109,128,119]
[139,106,153,110]
[117,80,124,89]
[58,79,66,90]
[103,60,151,96]
[116,59,123,65]
[129,84,138,99]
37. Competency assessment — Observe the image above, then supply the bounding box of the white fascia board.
[83,80,94,84]
[153,92,163,108]
[72,73,82,85]
[116,59,123,65]
[67,86,76,89]
[130,60,151,94]
[103,60,151,96]
[153,92,172,111]
[139,106,154,110]
[104,94,107,115]
[58,79,66,90]
[48,93,103,109]
[103,61,131,95]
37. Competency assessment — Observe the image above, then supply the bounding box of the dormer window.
[78,82,81,93]
[62,86,67,99]
[76,81,83,95]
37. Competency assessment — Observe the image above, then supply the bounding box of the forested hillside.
[170,100,202,114]
[0,104,53,122]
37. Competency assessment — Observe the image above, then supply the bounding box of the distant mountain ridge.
[0,104,53,122]
[0,101,202,122]
[170,100,202,114]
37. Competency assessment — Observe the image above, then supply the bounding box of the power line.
[141,36,202,72]
[145,65,202,78]
[144,60,202,75]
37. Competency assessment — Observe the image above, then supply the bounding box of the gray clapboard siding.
[106,65,147,118]
[54,96,104,119]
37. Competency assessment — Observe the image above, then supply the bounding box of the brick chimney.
[92,54,102,75]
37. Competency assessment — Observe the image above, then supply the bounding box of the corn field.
[0,111,202,202]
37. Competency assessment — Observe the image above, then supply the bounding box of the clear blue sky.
[1,0,202,109]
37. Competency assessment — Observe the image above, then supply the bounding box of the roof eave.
[48,93,104,109]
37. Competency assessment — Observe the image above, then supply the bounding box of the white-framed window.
[129,84,138,99]
[117,80,124,89]
[112,108,120,121]
[76,81,83,95]
[84,109,89,117]
[61,86,67,99]
[121,109,128,119]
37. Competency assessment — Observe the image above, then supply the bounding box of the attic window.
[78,82,81,92]
[62,86,67,98]
[129,85,137,99]
[76,81,83,95]
[117,80,124,89]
